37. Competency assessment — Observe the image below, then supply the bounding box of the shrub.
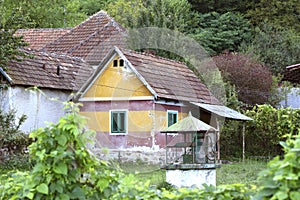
[256,130,300,199]
[0,102,123,199]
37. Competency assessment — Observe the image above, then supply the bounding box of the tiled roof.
[43,10,126,65]
[120,49,219,104]
[14,28,71,50]
[283,63,300,84]
[6,48,93,91]
[77,47,219,104]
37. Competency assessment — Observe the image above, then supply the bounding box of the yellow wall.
[81,110,188,133]
[155,111,188,131]
[83,55,152,98]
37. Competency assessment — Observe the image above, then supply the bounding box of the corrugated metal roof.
[161,112,216,133]
[192,102,252,121]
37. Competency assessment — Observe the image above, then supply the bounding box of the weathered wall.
[0,86,70,133]
[279,87,300,108]
[166,168,216,188]
[93,147,166,164]
[80,100,189,149]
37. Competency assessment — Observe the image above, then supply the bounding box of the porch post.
[242,122,245,162]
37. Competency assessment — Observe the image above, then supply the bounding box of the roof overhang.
[0,67,12,84]
[191,102,252,121]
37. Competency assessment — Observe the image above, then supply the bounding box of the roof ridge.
[66,19,126,54]
[42,10,123,53]
[121,48,187,66]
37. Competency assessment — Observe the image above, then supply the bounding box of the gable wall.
[83,55,152,99]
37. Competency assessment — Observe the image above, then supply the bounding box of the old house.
[3,11,126,133]
[75,46,220,150]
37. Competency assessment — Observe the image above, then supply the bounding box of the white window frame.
[109,110,128,135]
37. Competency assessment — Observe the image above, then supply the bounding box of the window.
[113,60,118,67]
[167,110,178,127]
[110,111,127,134]
[119,59,124,67]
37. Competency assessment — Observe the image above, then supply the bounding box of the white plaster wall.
[0,86,70,133]
[279,87,300,109]
[166,169,216,188]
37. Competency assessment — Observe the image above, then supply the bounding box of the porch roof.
[191,102,252,121]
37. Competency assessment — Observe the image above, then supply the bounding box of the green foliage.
[192,12,253,55]
[0,108,29,154]
[221,105,300,158]
[0,102,122,199]
[107,0,197,32]
[1,0,87,28]
[242,23,300,75]
[246,0,300,32]
[256,130,300,200]
[0,2,28,71]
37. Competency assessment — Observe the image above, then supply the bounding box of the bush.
[0,108,29,154]
[256,130,300,199]
[0,102,123,199]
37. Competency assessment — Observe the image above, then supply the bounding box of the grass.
[0,158,268,188]
[118,159,268,186]
[216,159,268,185]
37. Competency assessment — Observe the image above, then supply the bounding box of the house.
[280,63,300,108]
[75,46,220,150]
[0,48,92,133]
[1,10,126,133]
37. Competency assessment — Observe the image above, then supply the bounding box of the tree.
[0,4,28,71]
[107,0,197,33]
[192,12,253,55]
[213,52,273,106]
[242,23,300,75]
[246,0,300,32]
[1,0,87,28]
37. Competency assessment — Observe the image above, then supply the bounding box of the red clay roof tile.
[7,48,93,91]
[15,28,71,50]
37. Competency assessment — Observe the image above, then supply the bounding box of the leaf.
[97,178,110,192]
[25,192,34,199]
[53,162,68,175]
[69,186,85,199]
[290,191,300,200]
[36,183,49,195]
[57,135,67,146]
[59,194,70,200]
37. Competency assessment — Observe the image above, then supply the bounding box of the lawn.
[119,159,268,186]
[0,159,268,188]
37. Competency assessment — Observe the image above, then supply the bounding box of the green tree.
[192,12,253,55]
[242,23,300,75]
[246,0,300,32]
[2,0,87,28]
[78,0,115,16]
[0,3,28,71]
[107,0,197,32]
